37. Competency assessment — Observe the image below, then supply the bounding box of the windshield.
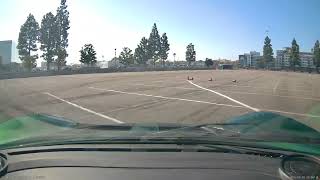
[0,0,320,155]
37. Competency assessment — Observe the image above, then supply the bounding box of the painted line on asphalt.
[88,87,244,109]
[133,83,320,101]
[132,83,198,90]
[217,89,320,101]
[273,79,281,93]
[187,80,260,112]
[214,83,311,93]
[43,92,124,124]
[187,81,320,118]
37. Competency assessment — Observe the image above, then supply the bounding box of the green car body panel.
[0,112,319,155]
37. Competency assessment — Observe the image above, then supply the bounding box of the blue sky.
[1,0,320,64]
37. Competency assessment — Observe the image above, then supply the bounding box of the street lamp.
[114,48,117,58]
[173,53,176,66]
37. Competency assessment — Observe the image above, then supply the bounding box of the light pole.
[173,53,176,66]
[114,48,117,58]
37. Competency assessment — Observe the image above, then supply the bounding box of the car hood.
[0,112,319,155]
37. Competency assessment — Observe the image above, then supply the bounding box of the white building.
[71,64,81,70]
[191,60,205,67]
[96,60,108,68]
[41,62,59,71]
[276,47,314,68]
[300,52,314,68]
[174,61,188,67]
[250,51,260,67]
[108,58,124,68]
[239,51,261,68]
[244,53,251,67]
[0,40,16,65]
[239,55,246,67]
[275,49,286,68]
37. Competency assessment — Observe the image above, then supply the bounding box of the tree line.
[259,36,320,72]
[16,1,320,72]
[17,0,70,71]
[17,2,199,70]
[118,24,198,67]
[115,24,197,67]
[78,23,173,67]
[117,23,171,67]
[79,23,200,67]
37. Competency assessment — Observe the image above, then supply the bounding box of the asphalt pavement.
[1,70,320,131]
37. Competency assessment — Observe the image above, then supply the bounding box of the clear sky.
[1,0,320,65]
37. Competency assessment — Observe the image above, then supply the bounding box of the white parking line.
[214,83,311,93]
[187,81,320,118]
[132,83,197,90]
[187,81,260,112]
[273,79,281,93]
[88,87,244,109]
[217,89,320,101]
[43,92,124,124]
[133,83,320,101]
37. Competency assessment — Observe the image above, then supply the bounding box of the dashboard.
[0,144,318,180]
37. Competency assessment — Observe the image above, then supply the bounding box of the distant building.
[41,62,59,71]
[276,47,314,68]
[238,51,261,68]
[244,53,251,67]
[71,64,81,70]
[232,60,240,69]
[219,64,233,70]
[96,60,108,68]
[276,47,291,68]
[0,40,16,65]
[299,52,313,68]
[2,62,23,72]
[276,49,285,68]
[239,55,246,67]
[215,59,233,64]
[250,51,261,67]
[165,61,174,67]
[174,61,188,67]
[191,60,205,67]
[108,57,124,68]
[146,59,154,66]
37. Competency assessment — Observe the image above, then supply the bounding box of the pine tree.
[134,37,149,65]
[313,40,320,73]
[257,57,266,69]
[55,0,70,70]
[186,43,196,66]
[119,47,134,66]
[79,44,97,66]
[40,12,56,71]
[160,33,170,66]
[263,36,274,68]
[147,23,161,66]
[290,38,300,71]
[17,14,39,71]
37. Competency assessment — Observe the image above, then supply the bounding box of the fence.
[0,66,215,80]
